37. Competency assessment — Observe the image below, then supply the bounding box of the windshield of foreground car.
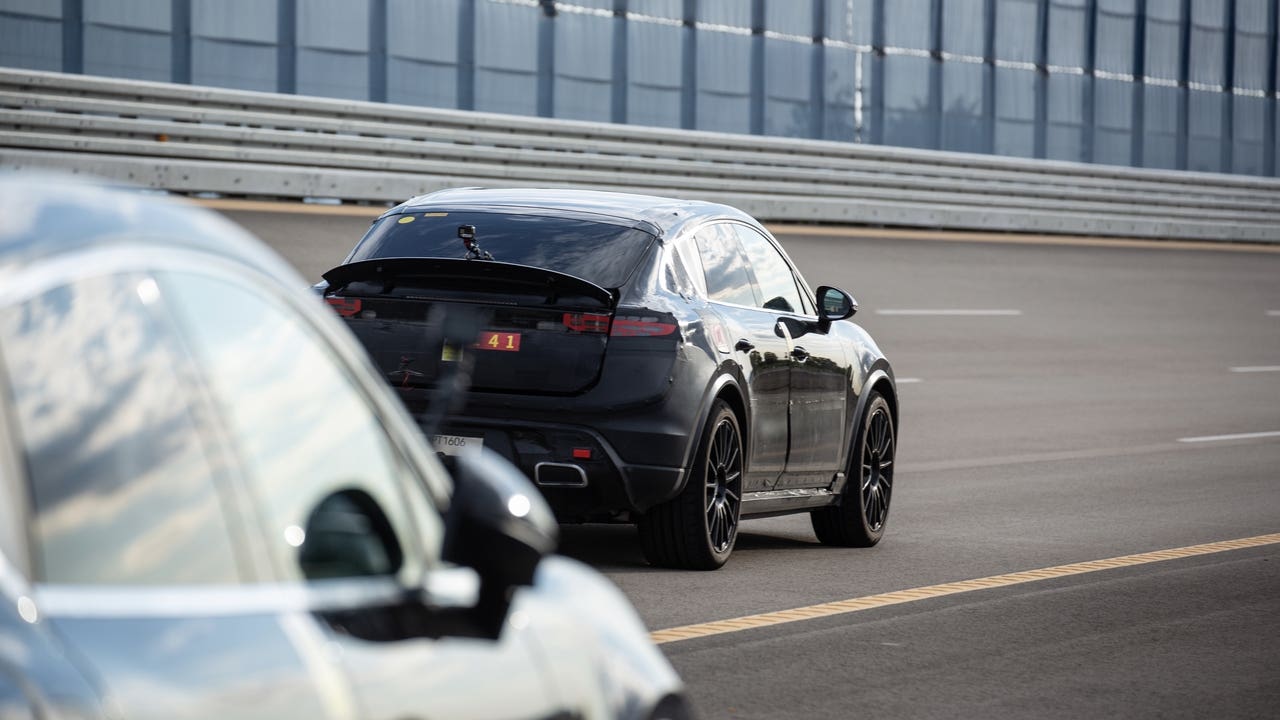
[349,210,657,289]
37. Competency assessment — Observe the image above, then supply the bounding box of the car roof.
[388,187,758,236]
[0,173,301,284]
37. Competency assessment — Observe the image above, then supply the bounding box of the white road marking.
[1230,366,1280,373]
[1177,430,1280,444]
[1268,310,1280,317]
[896,378,924,384]
[875,309,1023,316]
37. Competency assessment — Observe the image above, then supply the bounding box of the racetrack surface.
[222,203,1280,719]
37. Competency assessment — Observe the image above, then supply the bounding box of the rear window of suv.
[349,210,657,289]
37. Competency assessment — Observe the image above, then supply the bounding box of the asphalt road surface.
[218,202,1280,720]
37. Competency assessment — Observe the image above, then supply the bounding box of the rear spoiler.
[321,257,615,308]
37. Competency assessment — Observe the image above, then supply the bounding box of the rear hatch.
[323,258,619,395]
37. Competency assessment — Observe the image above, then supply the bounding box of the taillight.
[611,314,677,337]
[326,296,362,317]
[563,312,611,334]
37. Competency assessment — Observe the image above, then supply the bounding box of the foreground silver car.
[0,176,689,720]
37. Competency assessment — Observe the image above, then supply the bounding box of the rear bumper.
[428,415,688,519]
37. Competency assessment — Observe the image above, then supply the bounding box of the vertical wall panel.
[191,0,277,92]
[295,0,369,100]
[83,0,172,81]
[555,11,613,122]
[943,0,985,56]
[995,66,1036,157]
[825,0,873,45]
[1186,88,1224,171]
[1095,0,1135,73]
[942,61,987,152]
[1232,94,1267,175]
[1142,84,1180,167]
[475,0,538,116]
[628,18,683,128]
[1232,0,1270,90]
[883,55,932,149]
[697,28,752,134]
[1048,0,1089,67]
[766,0,810,35]
[1093,77,1133,164]
[885,0,931,49]
[386,0,458,108]
[1047,73,1086,161]
[0,1,61,70]
[698,0,751,27]
[630,0,682,19]
[995,0,1039,61]
[1144,0,1182,79]
[1188,0,1225,86]
[823,44,859,141]
[764,37,811,137]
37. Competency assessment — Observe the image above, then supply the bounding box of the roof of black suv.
[390,187,756,236]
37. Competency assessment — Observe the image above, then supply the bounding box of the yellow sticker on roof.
[397,216,415,224]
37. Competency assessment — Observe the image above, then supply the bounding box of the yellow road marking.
[649,533,1280,645]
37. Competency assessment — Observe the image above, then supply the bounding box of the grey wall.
[2,0,1276,176]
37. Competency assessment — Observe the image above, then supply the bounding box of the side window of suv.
[694,223,757,307]
[160,272,430,584]
[733,225,806,315]
[0,273,242,585]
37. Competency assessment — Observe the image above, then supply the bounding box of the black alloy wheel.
[639,400,743,570]
[811,391,894,547]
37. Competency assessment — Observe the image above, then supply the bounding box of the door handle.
[791,346,810,362]
[734,339,755,353]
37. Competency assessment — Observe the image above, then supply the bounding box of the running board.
[741,487,839,518]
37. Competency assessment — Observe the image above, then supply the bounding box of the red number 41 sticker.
[476,331,521,352]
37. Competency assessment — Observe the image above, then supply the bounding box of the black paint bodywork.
[323,188,897,523]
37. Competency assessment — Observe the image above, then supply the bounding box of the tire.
[811,391,895,547]
[638,400,743,570]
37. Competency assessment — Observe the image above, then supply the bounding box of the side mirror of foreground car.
[439,449,560,639]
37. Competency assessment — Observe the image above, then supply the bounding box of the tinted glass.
[0,273,240,585]
[162,272,421,582]
[695,224,757,307]
[349,211,657,288]
[734,225,805,314]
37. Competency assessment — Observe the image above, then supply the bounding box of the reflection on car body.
[318,188,899,570]
[0,175,689,720]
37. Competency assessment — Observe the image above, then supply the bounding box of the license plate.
[431,434,483,458]
[476,331,521,352]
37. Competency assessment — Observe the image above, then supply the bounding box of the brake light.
[611,316,677,337]
[563,312,611,334]
[326,296,362,317]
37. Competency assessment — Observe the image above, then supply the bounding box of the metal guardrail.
[3,68,1280,242]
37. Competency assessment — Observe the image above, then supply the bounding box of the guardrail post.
[369,0,387,103]
[1034,0,1048,159]
[1176,0,1190,170]
[172,0,191,85]
[1131,0,1147,167]
[612,0,628,124]
[62,0,82,74]
[983,0,996,154]
[750,0,764,135]
[538,0,556,118]
[1220,0,1235,173]
[681,0,696,130]
[870,0,885,145]
[1082,0,1097,163]
[278,0,296,95]
[929,0,943,150]
[459,0,475,111]
[1267,0,1279,176]
[810,0,825,139]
